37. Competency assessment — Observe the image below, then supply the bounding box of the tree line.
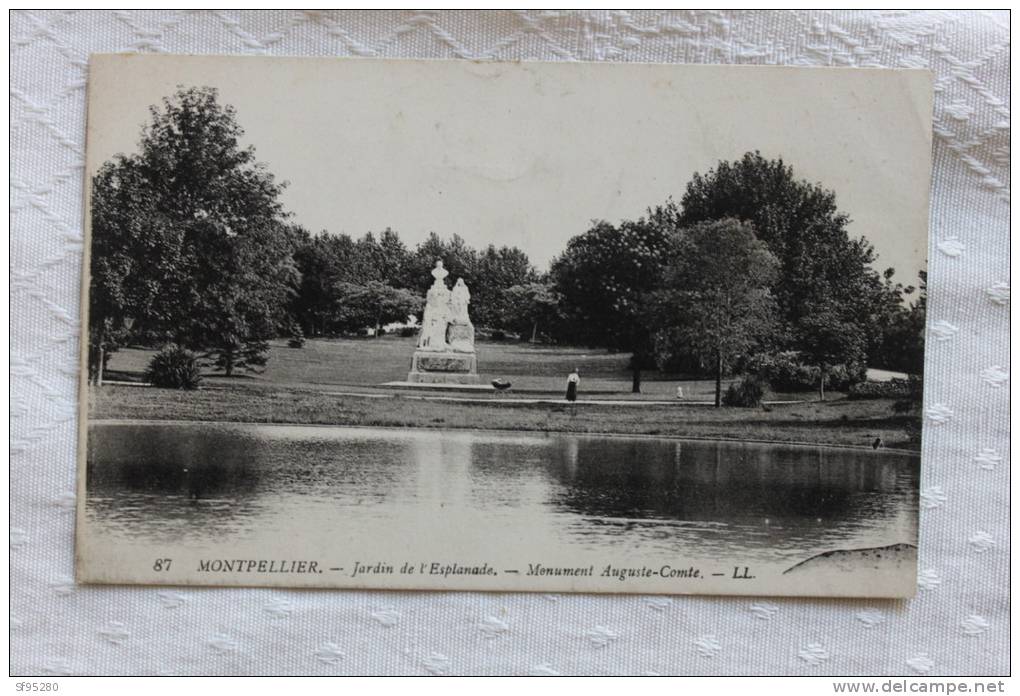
[549,154,925,401]
[88,87,924,402]
[289,228,539,339]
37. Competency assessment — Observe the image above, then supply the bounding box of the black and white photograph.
[77,55,932,597]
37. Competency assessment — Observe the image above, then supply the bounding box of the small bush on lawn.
[287,323,305,349]
[722,375,768,407]
[144,344,202,390]
[399,326,418,338]
[744,351,865,392]
[744,352,818,391]
[847,378,912,400]
[826,362,868,391]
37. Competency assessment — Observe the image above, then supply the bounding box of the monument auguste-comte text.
[407,261,479,384]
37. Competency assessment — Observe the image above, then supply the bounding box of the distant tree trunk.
[714,349,723,407]
[95,343,105,387]
[818,366,826,401]
[224,350,235,377]
[374,310,382,338]
[632,366,641,394]
[530,321,538,343]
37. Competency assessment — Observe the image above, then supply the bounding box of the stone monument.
[407,261,479,384]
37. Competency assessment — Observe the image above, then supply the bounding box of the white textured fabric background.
[9,10,1010,676]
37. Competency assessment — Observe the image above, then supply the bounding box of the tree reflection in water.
[540,436,916,555]
[86,423,918,558]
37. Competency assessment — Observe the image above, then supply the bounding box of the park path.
[323,389,802,407]
[103,379,805,407]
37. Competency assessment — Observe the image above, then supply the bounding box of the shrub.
[210,338,268,376]
[745,351,865,392]
[399,326,418,338]
[490,329,507,341]
[722,374,768,407]
[847,378,913,400]
[745,352,818,392]
[145,344,202,390]
[287,322,305,349]
[826,362,868,391]
[892,399,915,413]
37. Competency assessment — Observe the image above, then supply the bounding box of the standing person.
[565,368,580,402]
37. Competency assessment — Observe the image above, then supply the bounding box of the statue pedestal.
[407,350,479,384]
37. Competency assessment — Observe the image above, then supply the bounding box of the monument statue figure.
[407,260,479,384]
[417,261,452,351]
[447,277,475,353]
[450,278,471,324]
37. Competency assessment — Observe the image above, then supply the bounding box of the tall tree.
[870,269,926,376]
[89,86,298,377]
[377,227,412,289]
[88,159,172,383]
[407,232,478,293]
[471,244,538,329]
[504,280,560,343]
[796,298,867,400]
[651,219,779,406]
[551,218,672,392]
[678,152,884,373]
[185,218,299,375]
[332,281,424,336]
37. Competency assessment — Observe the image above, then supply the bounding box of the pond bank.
[89,416,921,455]
[89,382,920,450]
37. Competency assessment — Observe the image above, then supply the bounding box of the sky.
[87,55,932,281]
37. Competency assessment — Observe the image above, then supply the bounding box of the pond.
[82,421,919,593]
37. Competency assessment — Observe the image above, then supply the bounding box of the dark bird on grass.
[492,379,512,391]
[872,437,883,450]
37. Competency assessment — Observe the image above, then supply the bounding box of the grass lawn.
[90,381,919,450]
[105,335,822,402]
[95,335,918,449]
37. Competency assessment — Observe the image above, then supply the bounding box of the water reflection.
[537,437,915,559]
[86,423,919,561]
[550,438,901,520]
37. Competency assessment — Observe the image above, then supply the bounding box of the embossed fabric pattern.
[10,10,1009,675]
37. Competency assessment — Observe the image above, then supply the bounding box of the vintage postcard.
[77,55,932,597]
